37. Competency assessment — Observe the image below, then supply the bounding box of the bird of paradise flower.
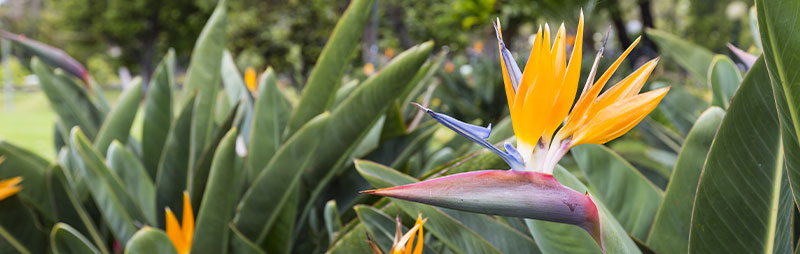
[363,12,668,250]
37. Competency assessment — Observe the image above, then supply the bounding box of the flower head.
[245,67,257,94]
[369,214,426,254]
[165,191,194,254]
[0,157,22,201]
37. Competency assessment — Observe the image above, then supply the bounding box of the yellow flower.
[363,63,376,76]
[390,215,426,254]
[385,47,396,58]
[495,11,669,173]
[165,192,194,254]
[0,156,22,201]
[245,67,257,94]
[472,41,484,54]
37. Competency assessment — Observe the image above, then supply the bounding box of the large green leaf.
[647,107,724,253]
[124,227,177,254]
[356,160,538,254]
[285,0,375,136]
[50,223,101,254]
[220,50,249,107]
[301,42,433,221]
[155,95,196,228]
[70,128,143,244]
[756,0,800,215]
[688,57,792,253]
[246,68,290,180]
[31,58,103,140]
[707,55,742,109]
[571,144,663,240]
[188,102,240,210]
[233,113,329,245]
[142,50,175,179]
[0,196,47,254]
[325,224,372,254]
[48,166,108,252]
[645,29,715,84]
[652,82,708,135]
[107,142,156,225]
[183,0,226,169]
[0,141,53,220]
[526,166,641,254]
[230,224,265,254]
[93,78,143,153]
[190,128,240,254]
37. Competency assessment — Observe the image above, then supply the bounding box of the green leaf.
[285,0,375,136]
[645,29,715,84]
[70,127,143,244]
[188,101,240,211]
[571,144,663,240]
[355,160,538,254]
[220,50,249,107]
[652,82,708,135]
[124,227,177,254]
[246,68,290,180]
[0,141,53,220]
[0,196,47,254]
[707,55,742,109]
[50,223,101,254]
[234,113,329,245]
[142,49,175,179]
[31,58,103,139]
[93,78,143,154]
[107,141,156,225]
[302,41,433,209]
[325,224,372,254]
[527,166,642,254]
[48,166,108,252]
[183,0,226,169]
[155,94,196,228]
[260,184,299,254]
[688,57,792,253]
[190,128,240,254]
[400,49,448,116]
[647,107,724,254]
[756,0,800,217]
[324,200,343,242]
[229,224,265,254]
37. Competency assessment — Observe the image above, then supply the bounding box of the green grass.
[0,90,122,161]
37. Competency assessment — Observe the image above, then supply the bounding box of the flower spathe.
[364,12,668,250]
[368,214,427,254]
[165,191,194,254]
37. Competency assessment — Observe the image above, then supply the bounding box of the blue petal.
[504,142,523,164]
[492,19,522,92]
[414,103,524,170]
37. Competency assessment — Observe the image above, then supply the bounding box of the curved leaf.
[756,0,800,216]
[48,166,108,252]
[142,50,175,179]
[155,94,196,228]
[184,0,226,168]
[707,55,742,109]
[31,58,103,139]
[230,224,265,254]
[647,107,724,253]
[688,57,792,253]
[107,142,156,225]
[0,141,53,220]
[124,227,177,254]
[50,223,101,254]
[572,144,663,240]
[285,0,375,135]
[190,128,240,254]
[234,113,329,244]
[94,78,143,153]
[246,68,290,180]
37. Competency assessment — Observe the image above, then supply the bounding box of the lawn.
[0,90,121,160]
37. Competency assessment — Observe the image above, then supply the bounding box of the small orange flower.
[385,48,396,58]
[165,192,194,254]
[444,61,455,73]
[363,63,376,76]
[244,67,257,93]
[0,157,22,201]
[472,41,484,54]
[390,215,426,254]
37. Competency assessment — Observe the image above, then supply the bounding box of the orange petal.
[594,57,659,111]
[245,67,257,93]
[511,26,544,144]
[165,208,188,254]
[412,217,425,254]
[0,185,21,201]
[0,176,22,189]
[572,87,669,145]
[181,191,194,249]
[521,24,559,143]
[558,36,641,140]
